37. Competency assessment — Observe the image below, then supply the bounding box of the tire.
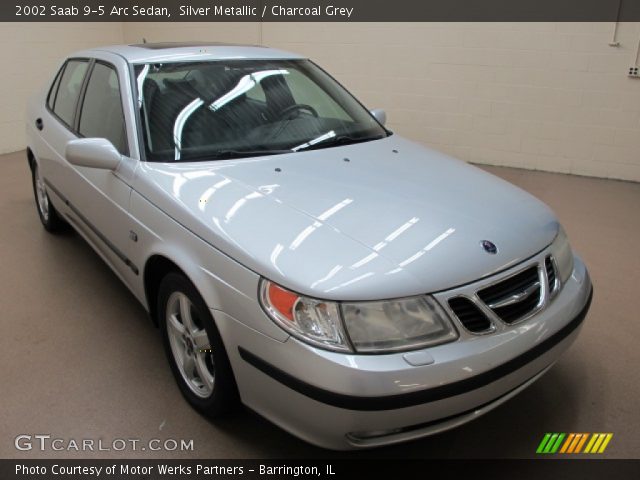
[31,161,66,232]
[158,272,239,417]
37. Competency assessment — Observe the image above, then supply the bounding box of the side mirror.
[65,138,121,170]
[370,108,387,126]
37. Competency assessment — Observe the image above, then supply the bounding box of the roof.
[78,42,305,63]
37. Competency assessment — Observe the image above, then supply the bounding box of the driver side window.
[78,62,128,155]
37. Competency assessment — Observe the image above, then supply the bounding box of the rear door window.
[47,66,64,111]
[50,60,89,127]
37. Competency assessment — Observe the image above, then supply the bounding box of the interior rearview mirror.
[370,108,387,126]
[65,138,122,170]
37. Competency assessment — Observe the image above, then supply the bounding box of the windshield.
[134,59,388,162]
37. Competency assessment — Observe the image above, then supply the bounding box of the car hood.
[135,136,558,300]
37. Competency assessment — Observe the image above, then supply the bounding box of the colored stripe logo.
[536,433,612,454]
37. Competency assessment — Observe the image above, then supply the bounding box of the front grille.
[477,265,541,324]
[490,285,541,323]
[545,256,557,291]
[443,254,564,335]
[448,297,492,333]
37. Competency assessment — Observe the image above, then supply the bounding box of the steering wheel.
[277,103,319,120]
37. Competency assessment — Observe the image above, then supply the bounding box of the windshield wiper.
[296,134,385,152]
[187,148,292,161]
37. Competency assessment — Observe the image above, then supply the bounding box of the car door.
[33,58,90,212]
[50,58,141,289]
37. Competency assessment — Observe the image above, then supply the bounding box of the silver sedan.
[26,42,592,450]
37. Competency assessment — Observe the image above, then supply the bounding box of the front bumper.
[216,254,592,450]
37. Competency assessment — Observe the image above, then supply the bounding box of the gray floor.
[1,150,639,459]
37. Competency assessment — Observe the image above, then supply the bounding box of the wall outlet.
[629,66,640,78]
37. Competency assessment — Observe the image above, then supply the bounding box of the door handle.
[35,118,44,131]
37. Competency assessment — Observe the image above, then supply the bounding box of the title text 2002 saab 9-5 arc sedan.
[26,42,593,450]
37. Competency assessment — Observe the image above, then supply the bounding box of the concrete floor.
[1,150,639,459]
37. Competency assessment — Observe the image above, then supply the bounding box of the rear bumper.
[217,255,592,450]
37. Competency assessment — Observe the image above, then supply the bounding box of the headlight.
[259,280,350,352]
[341,297,458,352]
[259,279,458,353]
[550,226,574,284]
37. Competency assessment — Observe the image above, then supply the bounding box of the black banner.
[4,0,640,22]
[1,459,639,480]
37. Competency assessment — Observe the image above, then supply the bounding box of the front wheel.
[158,272,239,416]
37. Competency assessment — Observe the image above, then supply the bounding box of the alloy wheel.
[165,291,215,398]
[34,165,49,222]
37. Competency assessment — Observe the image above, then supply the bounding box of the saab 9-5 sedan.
[26,42,592,449]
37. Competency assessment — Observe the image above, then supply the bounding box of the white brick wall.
[4,22,639,181]
[252,22,640,182]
